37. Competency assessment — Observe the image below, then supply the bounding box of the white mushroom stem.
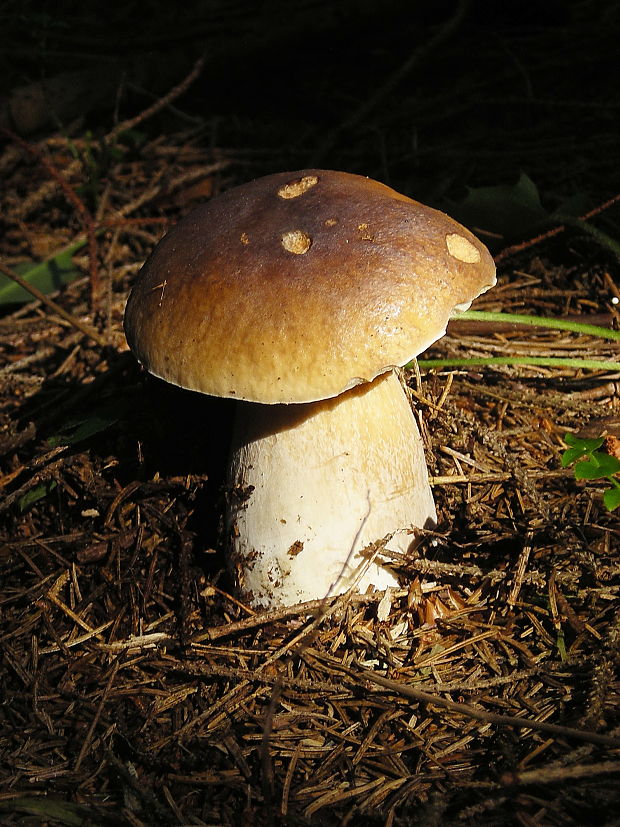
[227,369,436,608]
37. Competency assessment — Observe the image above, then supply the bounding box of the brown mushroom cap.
[124,169,495,403]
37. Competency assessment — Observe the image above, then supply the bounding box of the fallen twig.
[105,53,206,143]
[495,193,620,263]
[311,652,620,749]
[0,261,107,347]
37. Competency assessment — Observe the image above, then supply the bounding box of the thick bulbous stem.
[227,370,436,608]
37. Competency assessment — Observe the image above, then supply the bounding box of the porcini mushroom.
[124,169,495,607]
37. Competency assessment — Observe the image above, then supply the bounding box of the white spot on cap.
[281,230,312,254]
[446,233,481,263]
[358,222,374,241]
[278,175,319,199]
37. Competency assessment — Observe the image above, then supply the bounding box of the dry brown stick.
[429,469,570,485]
[74,658,120,771]
[13,157,82,220]
[260,679,282,810]
[0,422,36,458]
[101,216,170,227]
[354,665,620,749]
[96,631,172,652]
[165,659,339,693]
[500,760,620,786]
[102,592,380,653]
[0,348,55,377]
[399,556,611,596]
[508,533,533,607]
[113,160,231,219]
[192,590,394,643]
[495,192,620,263]
[105,53,206,143]
[0,261,107,347]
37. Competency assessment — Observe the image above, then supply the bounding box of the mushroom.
[124,169,495,608]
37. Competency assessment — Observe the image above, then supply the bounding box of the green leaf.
[562,448,584,467]
[573,459,601,480]
[0,239,85,305]
[19,480,57,512]
[47,411,120,448]
[562,433,620,510]
[564,433,605,451]
[574,454,620,480]
[561,435,604,467]
[603,486,620,511]
[449,172,549,237]
[0,795,92,826]
[594,453,620,476]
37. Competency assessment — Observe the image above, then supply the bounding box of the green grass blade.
[415,356,620,370]
[0,796,95,826]
[454,310,620,341]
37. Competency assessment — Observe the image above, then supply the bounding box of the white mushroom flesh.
[227,370,436,607]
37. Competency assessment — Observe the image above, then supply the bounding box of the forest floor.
[0,2,619,824]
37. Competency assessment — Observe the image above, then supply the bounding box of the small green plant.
[561,433,620,511]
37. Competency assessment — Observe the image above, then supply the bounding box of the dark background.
[2,0,617,234]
